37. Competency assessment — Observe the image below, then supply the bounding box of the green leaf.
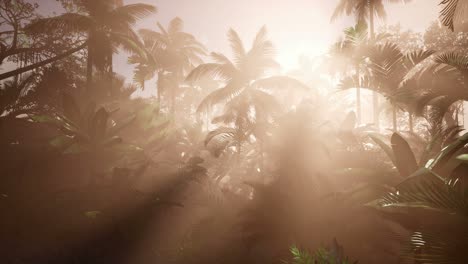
[108,114,136,136]
[84,211,101,219]
[64,143,88,154]
[49,135,75,149]
[457,154,468,162]
[29,114,61,125]
[391,133,418,177]
[62,93,81,125]
[369,133,395,164]
[89,108,109,141]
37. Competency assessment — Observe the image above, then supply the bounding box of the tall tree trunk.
[108,50,113,97]
[0,42,87,81]
[237,140,242,164]
[462,101,465,127]
[369,3,380,130]
[87,44,93,93]
[409,111,414,133]
[356,63,361,125]
[392,105,398,132]
[259,140,264,174]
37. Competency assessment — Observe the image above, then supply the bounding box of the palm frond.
[227,28,246,65]
[110,32,145,55]
[391,133,419,177]
[168,17,184,34]
[204,127,237,156]
[111,4,157,25]
[26,13,93,33]
[331,0,355,22]
[138,29,168,49]
[185,63,236,83]
[211,52,233,65]
[400,229,468,264]
[404,49,435,67]
[434,51,468,71]
[196,82,245,112]
[370,42,405,86]
[439,0,468,31]
[378,168,468,215]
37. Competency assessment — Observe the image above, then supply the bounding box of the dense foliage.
[0,0,467,263]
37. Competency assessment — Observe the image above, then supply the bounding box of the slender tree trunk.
[409,111,414,133]
[462,101,465,127]
[0,42,87,81]
[108,50,113,97]
[392,106,397,132]
[369,3,380,130]
[356,63,361,125]
[87,44,93,93]
[237,140,242,164]
[259,140,264,173]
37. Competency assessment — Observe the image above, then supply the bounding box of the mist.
[1,0,468,263]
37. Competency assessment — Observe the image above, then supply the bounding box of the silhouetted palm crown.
[186,26,306,112]
[27,0,156,71]
[130,17,206,88]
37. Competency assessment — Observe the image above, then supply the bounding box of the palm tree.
[370,44,434,131]
[186,26,307,158]
[27,0,156,91]
[331,0,412,129]
[205,88,281,160]
[0,73,39,116]
[186,26,307,112]
[340,43,434,131]
[331,23,381,125]
[373,131,468,263]
[331,0,413,39]
[408,51,468,127]
[131,17,206,115]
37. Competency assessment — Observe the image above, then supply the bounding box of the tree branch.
[0,41,87,81]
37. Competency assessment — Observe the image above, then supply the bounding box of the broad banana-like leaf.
[391,133,418,177]
[369,133,396,164]
[62,94,81,125]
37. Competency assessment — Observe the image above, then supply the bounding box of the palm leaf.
[185,63,236,83]
[391,133,418,177]
[210,52,234,65]
[168,17,183,34]
[369,133,396,164]
[439,0,468,31]
[400,230,468,264]
[196,82,245,112]
[111,4,157,25]
[378,169,468,216]
[404,49,435,67]
[227,28,246,65]
[26,13,93,33]
[434,51,468,71]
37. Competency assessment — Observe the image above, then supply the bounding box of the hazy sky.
[36,0,441,90]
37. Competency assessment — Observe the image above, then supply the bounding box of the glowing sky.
[35,0,441,85]
[117,0,439,70]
